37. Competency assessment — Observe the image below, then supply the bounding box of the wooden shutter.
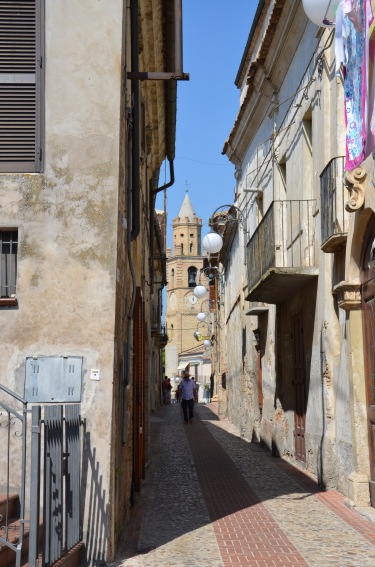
[0,0,44,173]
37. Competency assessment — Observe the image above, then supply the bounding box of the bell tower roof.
[178,186,196,222]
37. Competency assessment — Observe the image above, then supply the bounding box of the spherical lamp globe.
[204,339,211,347]
[302,0,337,27]
[197,311,207,322]
[202,230,223,254]
[193,285,207,299]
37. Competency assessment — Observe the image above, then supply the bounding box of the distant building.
[165,189,211,380]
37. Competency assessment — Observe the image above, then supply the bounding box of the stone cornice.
[222,0,284,158]
[333,281,361,311]
[344,166,366,212]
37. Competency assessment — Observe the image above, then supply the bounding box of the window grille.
[1,230,18,298]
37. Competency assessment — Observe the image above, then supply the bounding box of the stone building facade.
[213,0,375,509]
[0,0,184,563]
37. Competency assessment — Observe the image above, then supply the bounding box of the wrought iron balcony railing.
[320,156,349,252]
[155,324,168,347]
[246,200,317,301]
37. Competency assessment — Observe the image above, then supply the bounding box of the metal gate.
[0,383,82,566]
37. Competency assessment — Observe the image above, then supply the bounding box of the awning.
[176,363,187,371]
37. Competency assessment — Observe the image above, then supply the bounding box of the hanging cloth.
[343,0,367,170]
[335,5,349,75]
[368,0,375,138]
[341,0,363,32]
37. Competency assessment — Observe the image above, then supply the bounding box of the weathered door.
[133,287,145,491]
[257,349,263,418]
[292,312,306,463]
[361,226,375,507]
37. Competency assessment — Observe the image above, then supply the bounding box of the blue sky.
[156,0,258,246]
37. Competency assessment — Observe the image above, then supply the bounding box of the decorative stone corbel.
[344,166,366,212]
[332,281,361,310]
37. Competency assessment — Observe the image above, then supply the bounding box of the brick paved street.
[112,403,375,567]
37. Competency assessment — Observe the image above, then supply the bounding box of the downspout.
[153,0,180,195]
[130,0,140,240]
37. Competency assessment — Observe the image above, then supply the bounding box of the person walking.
[178,371,197,424]
[162,376,169,405]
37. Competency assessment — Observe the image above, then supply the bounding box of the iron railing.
[247,199,317,290]
[0,383,82,566]
[0,384,28,567]
[320,156,348,249]
[320,156,349,250]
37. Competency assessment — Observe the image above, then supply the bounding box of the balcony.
[246,200,318,303]
[155,324,169,348]
[320,156,349,253]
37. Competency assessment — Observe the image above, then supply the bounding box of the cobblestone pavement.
[112,403,375,567]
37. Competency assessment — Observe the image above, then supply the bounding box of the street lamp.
[302,0,338,26]
[193,321,211,342]
[196,298,217,323]
[202,229,223,254]
[200,266,224,287]
[193,266,224,300]
[193,285,207,299]
[202,204,248,265]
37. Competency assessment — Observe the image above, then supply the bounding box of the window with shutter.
[0,229,18,306]
[0,0,44,173]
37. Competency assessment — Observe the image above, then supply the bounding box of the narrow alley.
[113,403,375,567]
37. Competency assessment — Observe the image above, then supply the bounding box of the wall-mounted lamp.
[193,285,207,299]
[302,0,338,27]
[202,230,223,254]
[196,298,217,323]
[200,266,224,287]
[193,267,224,300]
[202,204,248,265]
[193,321,211,342]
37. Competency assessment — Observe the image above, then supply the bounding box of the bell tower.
[165,187,205,376]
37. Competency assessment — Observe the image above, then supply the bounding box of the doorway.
[361,221,375,507]
[292,312,306,463]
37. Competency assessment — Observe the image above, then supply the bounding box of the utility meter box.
[24,356,83,403]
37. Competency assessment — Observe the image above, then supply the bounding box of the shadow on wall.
[81,430,109,565]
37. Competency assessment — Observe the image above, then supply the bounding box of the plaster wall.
[0,1,124,560]
[220,0,363,500]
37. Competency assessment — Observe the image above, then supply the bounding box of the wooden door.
[133,287,145,491]
[292,312,306,463]
[361,225,375,507]
[257,350,263,418]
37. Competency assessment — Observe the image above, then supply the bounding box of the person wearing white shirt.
[178,371,197,424]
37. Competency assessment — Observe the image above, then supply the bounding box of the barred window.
[1,229,18,304]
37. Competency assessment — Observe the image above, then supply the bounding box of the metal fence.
[0,384,82,566]
[247,200,317,290]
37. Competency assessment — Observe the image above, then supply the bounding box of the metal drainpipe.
[154,158,175,194]
[153,0,178,196]
[130,0,140,240]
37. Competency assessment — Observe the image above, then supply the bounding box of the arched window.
[171,269,175,288]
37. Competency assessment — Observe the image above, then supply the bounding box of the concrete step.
[0,493,20,523]
[0,495,84,567]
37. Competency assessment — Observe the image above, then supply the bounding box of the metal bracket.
[127,71,189,81]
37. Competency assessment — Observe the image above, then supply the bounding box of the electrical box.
[24,356,83,403]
